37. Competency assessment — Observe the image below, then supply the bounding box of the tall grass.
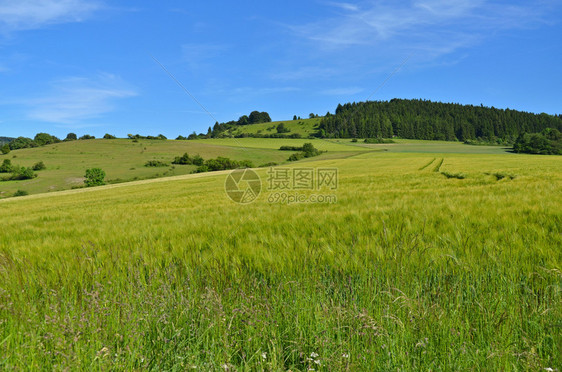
[0,152,561,370]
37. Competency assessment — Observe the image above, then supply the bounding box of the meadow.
[1,144,560,370]
[0,137,368,198]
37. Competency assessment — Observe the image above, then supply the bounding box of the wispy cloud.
[321,87,364,96]
[0,0,100,32]
[291,0,547,58]
[324,2,360,12]
[24,73,136,125]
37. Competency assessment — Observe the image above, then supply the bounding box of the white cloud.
[291,0,546,58]
[325,2,360,12]
[26,73,137,124]
[0,0,100,32]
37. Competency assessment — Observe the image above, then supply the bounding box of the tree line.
[318,99,562,141]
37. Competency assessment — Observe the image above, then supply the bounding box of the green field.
[1,136,511,199]
[1,142,560,370]
[0,138,368,198]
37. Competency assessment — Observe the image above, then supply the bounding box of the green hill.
[0,137,372,198]
[210,117,322,138]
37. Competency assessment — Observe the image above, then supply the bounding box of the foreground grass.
[0,152,561,370]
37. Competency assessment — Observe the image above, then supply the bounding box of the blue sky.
[0,0,561,138]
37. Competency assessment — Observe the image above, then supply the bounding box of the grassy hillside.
[218,117,321,137]
[0,138,514,198]
[0,138,367,198]
[1,149,560,370]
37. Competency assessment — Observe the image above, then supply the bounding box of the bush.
[287,143,322,162]
[0,159,13,173]
[276,123,290,134]
[9,137,37,150]
[1,144,10,154]
[32,161,46,171]
[172,153,204,166]
[9,167,37,180]
[195,157,253,173]
[103,133,117,139]
[172,153,193,165]
[364,138,395,144]
[192,154,204,166]
[65,133,77,141]
[79,134,95,140]
[13,189,28,197]
[34,133,60,146]
[288,152,305,161]
[84,168,106,187]
[279,146,303,151]
[145,160,169,167]
[513,128,562,155]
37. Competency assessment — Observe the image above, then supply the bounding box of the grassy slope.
[1,148,561,370]
[222,117,322,137]
[0,138,368,198]
[0,137,513,198]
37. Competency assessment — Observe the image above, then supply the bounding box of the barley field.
[1,149,561,370]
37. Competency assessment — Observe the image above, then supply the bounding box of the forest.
[318,99,562,141]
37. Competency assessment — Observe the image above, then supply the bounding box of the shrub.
[103,133,117,139]
[79,134,95,140]
[195,157,253,173]
[288,152,305,161]
[32,161,46,171]
[13,189,28,197]
[145,160,169,167]
[276,123,290,134]
[364,138,395,144]
[172,153,193,165]
[1,144,10,154]
[34,133,60,146]
[10,167,37,180]
[0,159,13,173]
[279,146,303,151]
[287,143,322,162]
[192,154,204,166]
[9,137,37,150]
[65,133,77,141]
[84,168,106,187]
